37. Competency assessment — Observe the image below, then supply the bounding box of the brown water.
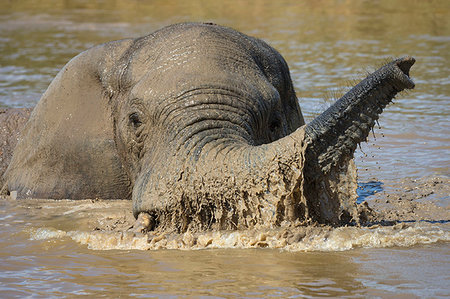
[0,0,449,297]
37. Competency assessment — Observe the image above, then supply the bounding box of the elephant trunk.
[224,57,416,226]
[299,56,416,223]
[304,56,415,175]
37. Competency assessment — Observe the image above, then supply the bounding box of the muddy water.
[0,0,449,297]
[1,198,449,298]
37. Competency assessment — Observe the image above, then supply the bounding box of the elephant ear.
[4,40,133,199]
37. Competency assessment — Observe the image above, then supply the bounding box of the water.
[0,0,449,297]
[356,181,384,204]
[1,198,449,298]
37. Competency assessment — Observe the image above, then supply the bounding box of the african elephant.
[1,23,415,232]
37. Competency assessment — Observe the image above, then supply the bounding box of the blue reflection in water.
[357,181,384,203]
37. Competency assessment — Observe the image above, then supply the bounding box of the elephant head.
[3,23,415,232]
[108,23,415,231]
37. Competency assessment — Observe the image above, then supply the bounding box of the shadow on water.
[356,181,383,204]
[398,219,450,224]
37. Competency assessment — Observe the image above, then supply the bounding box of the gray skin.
[1,23,415,232]
[0,108,32,183]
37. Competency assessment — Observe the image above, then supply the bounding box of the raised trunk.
[304,57,415,175]
[213,57,416,227]
[253,56,416,225]
[301,57,415,223]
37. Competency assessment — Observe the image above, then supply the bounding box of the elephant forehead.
[130,67,279,109]
[128,44,262,88]
[122,23,284,115]
[127,61,258,109]
[122,25,271,86]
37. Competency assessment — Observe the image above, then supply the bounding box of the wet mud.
[365,176,449,223]
[3,175,448,251]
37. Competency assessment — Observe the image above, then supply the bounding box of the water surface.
[0,0,449,297]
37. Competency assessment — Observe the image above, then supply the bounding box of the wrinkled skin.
[1,23,415,232]
[0,108,32,186]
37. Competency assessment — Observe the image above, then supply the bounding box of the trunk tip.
[394,56,415,89]
[395,56,415,76]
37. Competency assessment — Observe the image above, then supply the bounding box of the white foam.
[26,222,449,251]
[29,227,67,240]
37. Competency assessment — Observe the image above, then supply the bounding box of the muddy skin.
[0,108,32,189]
[1,23,416,233]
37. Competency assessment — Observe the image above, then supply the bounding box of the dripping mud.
[3,176,448,251]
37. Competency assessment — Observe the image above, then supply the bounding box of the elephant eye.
[129,112,142,129]
[269,120,280,132]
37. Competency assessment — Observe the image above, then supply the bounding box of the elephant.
[0,108,32,181]
[1,23,415,232]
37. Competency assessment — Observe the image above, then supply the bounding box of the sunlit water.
[0,0,449,297]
